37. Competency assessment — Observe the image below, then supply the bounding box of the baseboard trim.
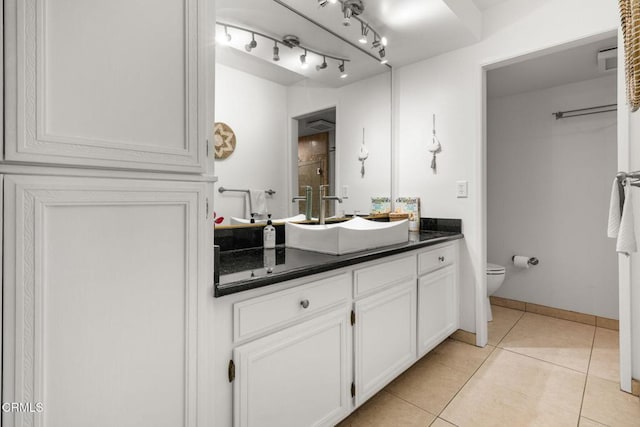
[490,296,619,331]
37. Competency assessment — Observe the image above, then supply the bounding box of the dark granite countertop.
[215,231,463,297]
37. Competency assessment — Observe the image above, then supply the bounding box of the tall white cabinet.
[4,0,210,172]
[1,1,216,426]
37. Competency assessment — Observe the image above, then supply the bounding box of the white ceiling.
[471,0,509,11]
[216,0,500,86]
[487,36,618,98]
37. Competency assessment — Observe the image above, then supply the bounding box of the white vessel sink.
[285,217,409,255]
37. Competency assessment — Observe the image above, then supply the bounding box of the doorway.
[295,108,336,219]
[480,31,632,389]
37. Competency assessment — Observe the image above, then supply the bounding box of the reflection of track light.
[381,36,388,47]
[300,49,308,69]
[339,61,348,78]
[217,25,232,45]
[273,42,280,61]
[245,33,257,52]
[359,23,369,44]
[316,56,328,71]
[342,5,353,26]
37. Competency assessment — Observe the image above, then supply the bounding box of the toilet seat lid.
[487,263,506,273]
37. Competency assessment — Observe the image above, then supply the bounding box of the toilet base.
[486,297,493,322]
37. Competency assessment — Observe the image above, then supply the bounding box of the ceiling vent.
[597,47,618,72]
[306,119,335,132]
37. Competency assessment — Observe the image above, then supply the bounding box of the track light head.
[381,36,388,47]
[379,47,386,58]
[339,61,348,78]
[245,34,257,52]
[300,50,308,69]
[359,23,369,44]
[342,5,353,26]
[318,0,329,6]
[217,26,232,45]
[316,56,328,71]
[273,43,280,61]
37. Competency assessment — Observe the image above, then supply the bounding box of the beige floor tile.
[579,417,608,426]
[488,305,525,345]
[345,390,436,427]
[425,338,494,376]
[385,356,470,415]
[589,328,620,383]
[441,349,585,427]
[498,312,595,372]
[581,375,640,427]
[430,418,457,427]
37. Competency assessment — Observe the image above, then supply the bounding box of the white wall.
[393,0,618,339]
[214,64,289,222]
[287,72,392,215]
[488,75,618,319]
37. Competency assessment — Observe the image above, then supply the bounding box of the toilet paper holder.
[512,255,539,266]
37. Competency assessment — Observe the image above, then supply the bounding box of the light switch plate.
[456,180,468,198]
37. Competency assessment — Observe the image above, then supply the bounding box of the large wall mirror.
[214,0,392,225]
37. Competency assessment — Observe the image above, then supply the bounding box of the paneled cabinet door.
[233,307,352,427]
[417,265,458,357]
[354,280,417,406]
[2,175,213,427]
[4,0,210,172]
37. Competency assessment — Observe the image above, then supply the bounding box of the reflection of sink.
[285,217,409,255]
[230,214,307,225]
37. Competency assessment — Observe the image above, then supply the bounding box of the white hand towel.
[249,190,267,216]
[617,181,637,255]
[608,178,621,238]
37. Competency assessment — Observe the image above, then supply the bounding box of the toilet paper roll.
[513,255,532,268]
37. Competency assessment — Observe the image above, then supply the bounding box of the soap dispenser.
[263,214,276,249]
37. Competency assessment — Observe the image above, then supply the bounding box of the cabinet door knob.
[300,299,310,309]
[438,256,445,262]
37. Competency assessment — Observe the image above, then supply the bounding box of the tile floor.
[337,305,640,427]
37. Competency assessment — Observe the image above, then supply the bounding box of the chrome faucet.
[292,185,313,220]
[319,185,342,225]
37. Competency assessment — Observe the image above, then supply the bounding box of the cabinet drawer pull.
[438,256,445,262]
[300,299,310,309]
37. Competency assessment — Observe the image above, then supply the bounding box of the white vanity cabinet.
[233,307,352,427]
[4,0,211,173]
[221,241,460,427]
[417,243,459,357]
[230,273,352,427]
[2,175,213,427]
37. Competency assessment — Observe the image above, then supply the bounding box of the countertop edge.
[215,233,463,297]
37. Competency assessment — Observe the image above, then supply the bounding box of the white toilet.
[486,263,506,321]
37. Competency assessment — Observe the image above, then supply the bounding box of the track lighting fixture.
[317,0,389,63]
[316,56,328,71]
[245,33,257,52]
[339,61,348,78]
[359,23,369,44]
[216,22,351,77]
